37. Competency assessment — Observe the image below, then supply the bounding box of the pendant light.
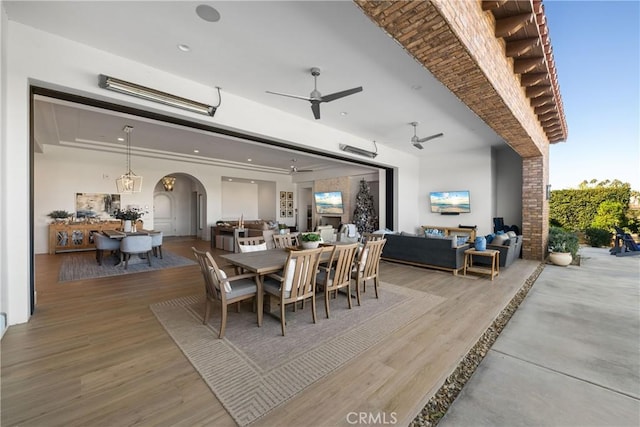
[162,176,176,191]
[115,125,143,193]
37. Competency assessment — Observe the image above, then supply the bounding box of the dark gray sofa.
[381,233,470,274]
[476,235,523,268]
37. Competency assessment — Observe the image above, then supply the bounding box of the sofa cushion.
[492,234,509,246]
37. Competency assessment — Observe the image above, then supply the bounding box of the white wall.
[418,147,495,235]
[221,181,258,220]
[2,19,432,326]
[0,2,8,336]
[257,181,276,222]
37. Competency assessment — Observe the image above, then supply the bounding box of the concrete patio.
[440,246,640,426]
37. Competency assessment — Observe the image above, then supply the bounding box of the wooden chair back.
[273,233,298,248]
[359,238,386,279]
[320,242,359,317]
[352,238,386,304]
[191,247,259,338]
[281,248,323,304]
[192,247,225,304]
[361,232,385,242]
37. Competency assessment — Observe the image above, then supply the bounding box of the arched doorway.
[153,173,207,238]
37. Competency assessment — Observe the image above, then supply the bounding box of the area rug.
[150,283,445,426]
[58,251,196,282]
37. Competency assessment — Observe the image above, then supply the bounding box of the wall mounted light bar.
[99,74,220,117]
[339,143,378,159]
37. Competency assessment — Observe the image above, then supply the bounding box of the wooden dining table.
[219,247,333,314]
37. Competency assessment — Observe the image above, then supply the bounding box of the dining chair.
[361,232,385,242]
[351,238,386,305]
[273,233,298,249]
[262,229,276,249]
[263,247,323,336]
[316,242,359,318]
[191,247,259,338]
[151,231,164,258]
[237,236,267,252]
[94,232,121,265]
[119,235,153,269]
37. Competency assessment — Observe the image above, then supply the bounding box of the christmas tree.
[353,179,378,233]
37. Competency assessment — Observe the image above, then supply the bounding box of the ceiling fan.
[410,122,444,150]
[289,158,313,174]
[266,67,363,120]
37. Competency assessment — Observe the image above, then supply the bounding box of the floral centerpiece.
[113,208,144,232]
[113,208,144,221]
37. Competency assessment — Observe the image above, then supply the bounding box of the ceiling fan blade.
[311,101,321,119]
[320,86,363,103]
[417,133,444,143]
[412,142,424,150]
[265,90,312,101]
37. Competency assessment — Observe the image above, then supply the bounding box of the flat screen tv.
[429,190,471,214]
[314,191,344,214]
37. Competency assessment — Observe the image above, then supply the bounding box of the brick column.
[521,145,549,261]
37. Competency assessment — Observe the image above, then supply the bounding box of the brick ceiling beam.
[482,0,509,11]
[531,96,554,108]
[526,85,552,98]
[520,72,548,87]
[495,13,534,38]
[506,37,541,58]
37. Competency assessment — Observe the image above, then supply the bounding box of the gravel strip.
[409,262,546,427]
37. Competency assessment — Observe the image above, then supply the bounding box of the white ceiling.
[6,1,505,174]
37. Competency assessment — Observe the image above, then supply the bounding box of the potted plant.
[278,223,289,235]
[548,226,579,266]
[113,208,144,232]
[300,232,322,249]
[47,210,71,222]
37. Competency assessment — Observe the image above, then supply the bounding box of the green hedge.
[549,185,631,231]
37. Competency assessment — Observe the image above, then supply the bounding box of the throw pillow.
[239,242,268,253]
[507,230,517,239]
[492,234,509,246]
[496,230,505,235]
[283,259,298,293]
[217,269,232,293]
[486,233,495,243]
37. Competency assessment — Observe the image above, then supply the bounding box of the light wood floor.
[1,237,541,426]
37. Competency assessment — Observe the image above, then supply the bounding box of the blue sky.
[544,0,639,190]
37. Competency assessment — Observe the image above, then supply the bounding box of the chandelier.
[162,176,176,191]
[115,125,143,193]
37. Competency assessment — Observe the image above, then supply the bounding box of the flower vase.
[123,220,133,233]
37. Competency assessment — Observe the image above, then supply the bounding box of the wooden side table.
[464,248,500,280]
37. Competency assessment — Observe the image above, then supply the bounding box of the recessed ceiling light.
[340,111,348,116]
[193,149,199,153]
[250,181,255,184]
[247,158,252,162]
[228,178,232,181]
[177,44,191,52]
[196,4,220,22]
[117,137,124,141]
